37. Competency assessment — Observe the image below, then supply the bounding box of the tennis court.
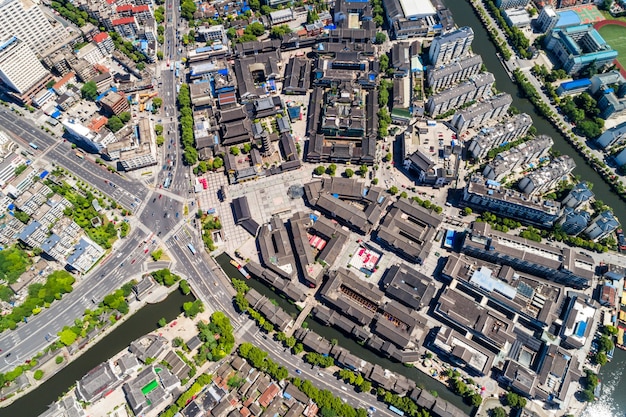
[573,4,605,24]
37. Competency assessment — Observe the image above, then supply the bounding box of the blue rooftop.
[556,10,580,28]
[559,78,591,90]
[575,320,587,337]
[41,234,61,253]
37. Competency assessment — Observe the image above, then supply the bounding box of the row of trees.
[177,84,199,165]
[152,268,181,287]
[483,0,531,58]
[476,212,522,233]
[109,31,148,64]
[180,0,197,20]
[238,342,290,381]
[449,377,482,407]
[338,369,372,393]
[193,157,224,175]
[49,0,96,27]
[107,112,132,133]
[472,1,512,60]
[559,94,604,139]
[293,378,368,417]
[304,352,334,368]
[531,64,568,83]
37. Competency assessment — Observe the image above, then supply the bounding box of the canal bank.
[0,289,194,417]
[215,254,473,414]
[445,1,626,415]
[443,0,626,223]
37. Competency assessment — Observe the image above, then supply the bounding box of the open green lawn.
[598,24,626,69]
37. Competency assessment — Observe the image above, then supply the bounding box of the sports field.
[596,21,626,76]
[572,4,604,24]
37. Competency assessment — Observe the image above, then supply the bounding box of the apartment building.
[462,175,562,228]
[426,72,494,117]
[0,0,66,55]
[428,26,473,66]
[0,36,52,104]
[93,32,115,56]
[518,155,576,195]
[451,93,512,133]
[584,211,620,242]
[482,135,553,181]
[426,54,482,92]
[461,222,594,289]
[466,113,533,160]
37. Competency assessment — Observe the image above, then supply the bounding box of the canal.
[444,2,626,415]
[216,253,472,413]
[444,0,624,223]
[0,290,194,417]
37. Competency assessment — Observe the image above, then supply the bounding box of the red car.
[131,259,136,264]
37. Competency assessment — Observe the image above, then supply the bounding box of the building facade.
[426,72,495,117]
[546,24,618,75]
[451,93,512,133]
[518,155,576,195]
[0,0,66,55]
[426,54,482,92]
[428,26,474,66]
[0,36,52,104]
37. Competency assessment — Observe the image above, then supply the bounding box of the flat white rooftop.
[400,0,436,19]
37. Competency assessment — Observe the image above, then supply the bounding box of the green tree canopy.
[81,81,98,101]
[107,116,124,132]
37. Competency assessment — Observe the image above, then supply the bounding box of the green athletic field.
[598,24,626,71]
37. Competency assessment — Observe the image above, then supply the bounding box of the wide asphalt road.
[0,110,148,211]
[242,324,394,417]
[0,231,152,372]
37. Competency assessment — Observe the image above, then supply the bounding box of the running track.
[593,19,626,78]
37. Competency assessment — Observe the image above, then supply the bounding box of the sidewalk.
[0,281,177,408]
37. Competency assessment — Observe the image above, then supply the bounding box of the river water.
[442,1,626,415]
[215,253,472,413]
[0,290,194,417]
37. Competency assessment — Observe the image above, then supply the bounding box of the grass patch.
[598,23,626,69]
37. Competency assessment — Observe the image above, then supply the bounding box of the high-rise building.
[426,72,495,117]
[0,0,65,55]
[426,54,483,92]
[0,36,52,103]
[536,6,559,33]
[428,26,473,66]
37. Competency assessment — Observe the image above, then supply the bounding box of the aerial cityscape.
[0,0,626,416]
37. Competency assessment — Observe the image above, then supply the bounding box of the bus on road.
[29,142,38,150]
[187,243,197,255]
[389,406,404,416]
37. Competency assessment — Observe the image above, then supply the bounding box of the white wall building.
[0,36,50,94]
[0,0,66,55]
